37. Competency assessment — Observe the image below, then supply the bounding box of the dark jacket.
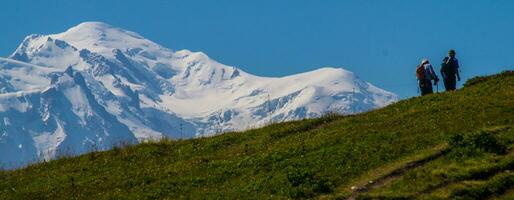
[440,57,459,80]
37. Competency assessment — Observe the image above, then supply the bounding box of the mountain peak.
[50,22,162,57]
[63,21,138,39]
[72,21,113,30]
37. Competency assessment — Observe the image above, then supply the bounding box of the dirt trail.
[347,147,450,200]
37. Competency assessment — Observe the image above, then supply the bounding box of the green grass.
[362,128,514,199]
[491,188,514,200]
[1,71,513,199]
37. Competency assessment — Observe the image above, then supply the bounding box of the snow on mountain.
[0,22,398,169]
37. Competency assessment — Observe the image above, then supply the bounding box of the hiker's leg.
[419,82,425,96]
[443,79,451,91]
[421,80,433,95]
[421,87,429,95]
[426,81,433,94]
[448,77,456,91]
[421,87,427,95]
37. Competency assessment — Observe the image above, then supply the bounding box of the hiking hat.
[421,58,429,65]
[448,49,456,54]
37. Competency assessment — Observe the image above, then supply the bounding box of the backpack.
[416,65,426,80]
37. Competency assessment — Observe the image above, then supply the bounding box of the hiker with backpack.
[416,59,439,96]
[440,49,461,91]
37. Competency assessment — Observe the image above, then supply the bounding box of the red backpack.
[416,65,426,80]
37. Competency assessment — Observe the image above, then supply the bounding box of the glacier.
[0,22,398,169]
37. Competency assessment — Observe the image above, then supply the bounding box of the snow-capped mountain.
[0,22,398,169]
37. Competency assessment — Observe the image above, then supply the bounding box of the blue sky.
[1,0,513,98]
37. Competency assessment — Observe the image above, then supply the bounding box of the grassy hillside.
[1,71,513,199]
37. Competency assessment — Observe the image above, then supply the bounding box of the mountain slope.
[0,71,512,199]
[0,22,397,169]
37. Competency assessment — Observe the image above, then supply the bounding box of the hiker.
[416,59,439,96]
[440,49,461,91]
